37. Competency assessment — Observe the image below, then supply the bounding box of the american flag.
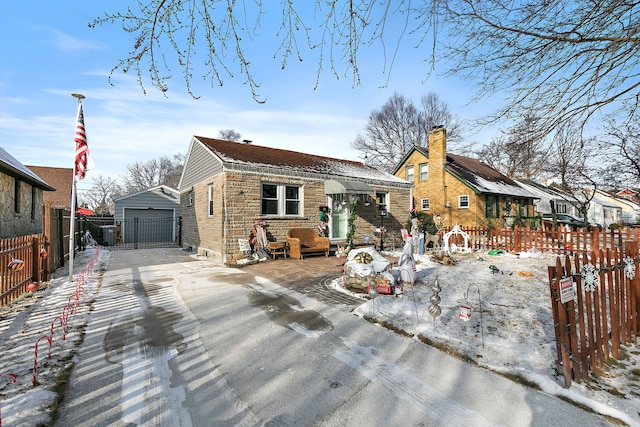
[74,103,89,180]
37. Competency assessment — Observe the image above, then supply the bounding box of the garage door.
[122,208,176,245]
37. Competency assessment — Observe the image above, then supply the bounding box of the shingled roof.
[396,146,536,198]
[194,136,408,185]
[446,153,536,198]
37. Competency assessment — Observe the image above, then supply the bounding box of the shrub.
[405,211,438,235]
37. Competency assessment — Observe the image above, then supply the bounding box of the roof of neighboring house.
[397,146,536,198]
[191,137,409,186]
[26,165,73,207]
[114,185,180,203]
[0,148,55,191]
[516,179,574,200]
[595,189,640,210]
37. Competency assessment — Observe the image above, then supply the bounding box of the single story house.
[0,148,54,239]
[178,137,412,263]
[393,127,538,229]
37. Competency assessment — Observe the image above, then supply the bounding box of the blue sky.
[1,2,496,194]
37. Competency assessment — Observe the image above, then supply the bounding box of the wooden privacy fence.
[443,226,640,256]
[547,241,640,388]
[0,234,46,307]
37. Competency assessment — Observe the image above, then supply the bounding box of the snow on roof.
[195,137,409,186]
[0,147,54,190]
[447,154,537,198]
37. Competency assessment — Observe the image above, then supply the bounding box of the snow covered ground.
[1,246,639,426]
[331,248,640,426]
[0,248,108,426]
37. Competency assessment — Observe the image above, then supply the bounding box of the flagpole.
[69,93,85,282]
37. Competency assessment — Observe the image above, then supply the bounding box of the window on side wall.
[419,163,428,181]
[14,179,20,213]
[486,195,498,218]
[187,190,194,207]
[261,183,301,216]
[376,192,388,212]
[518,198,528,217]
[207,185,214,217]
[459,194,470,209]
[31,186,36,220]
[405,166,414,183]
[421,198,430,210]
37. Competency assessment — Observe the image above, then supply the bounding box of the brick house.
[26,166,73,209]
[178,137,412,263]
[392,127,537,229]
[0,148,54,239]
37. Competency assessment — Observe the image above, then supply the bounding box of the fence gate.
[86,217,182,250]
[548,241,640,387]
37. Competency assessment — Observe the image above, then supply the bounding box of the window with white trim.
[421,198,430,210]
[261,183,301,216]
[207,185,214,217]
[419,163,428,181]
[187,190,194,207]
[405,165,414,183]
[459,195,470,209]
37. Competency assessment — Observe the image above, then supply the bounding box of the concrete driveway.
[55,248,617,426]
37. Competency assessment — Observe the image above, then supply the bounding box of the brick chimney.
[428,126,448,212]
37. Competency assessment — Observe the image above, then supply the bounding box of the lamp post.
[379,204,387,252]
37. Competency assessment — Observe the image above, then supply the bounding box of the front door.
[328,195,348,240]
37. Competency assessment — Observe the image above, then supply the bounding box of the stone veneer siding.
[0,172,44,239]
[182,170,411,263]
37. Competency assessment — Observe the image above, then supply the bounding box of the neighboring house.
[393,127,538,229]
[113,185,181,244]
[592,189,639,226]
[516,180,622,228]
[178,137,412,263]
[585,192,622,228]
[616,188,640,204]
[515,179,580,217]
[0,148,54,239]
[26,165,73,209]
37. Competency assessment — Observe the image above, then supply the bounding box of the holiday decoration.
[624,256,636,280]
[27,282,39,292]
[7,258,24,271]
[463,283,484,348]
[580,263,600,292]
[459,304,472,321]
[428,277,442,322]
[353,251,374,264]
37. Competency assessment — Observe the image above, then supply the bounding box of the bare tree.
[600,116,640,188]
[352,92,465,171]
[547,123,594,189]
[439,0,640,134]
[90,1,640,133]
[476,115,546,180]
[121,153,185,193]
[218,129,242,142]
[81,175,123,215]
[419,93,465,148]
[352,93,427,172]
